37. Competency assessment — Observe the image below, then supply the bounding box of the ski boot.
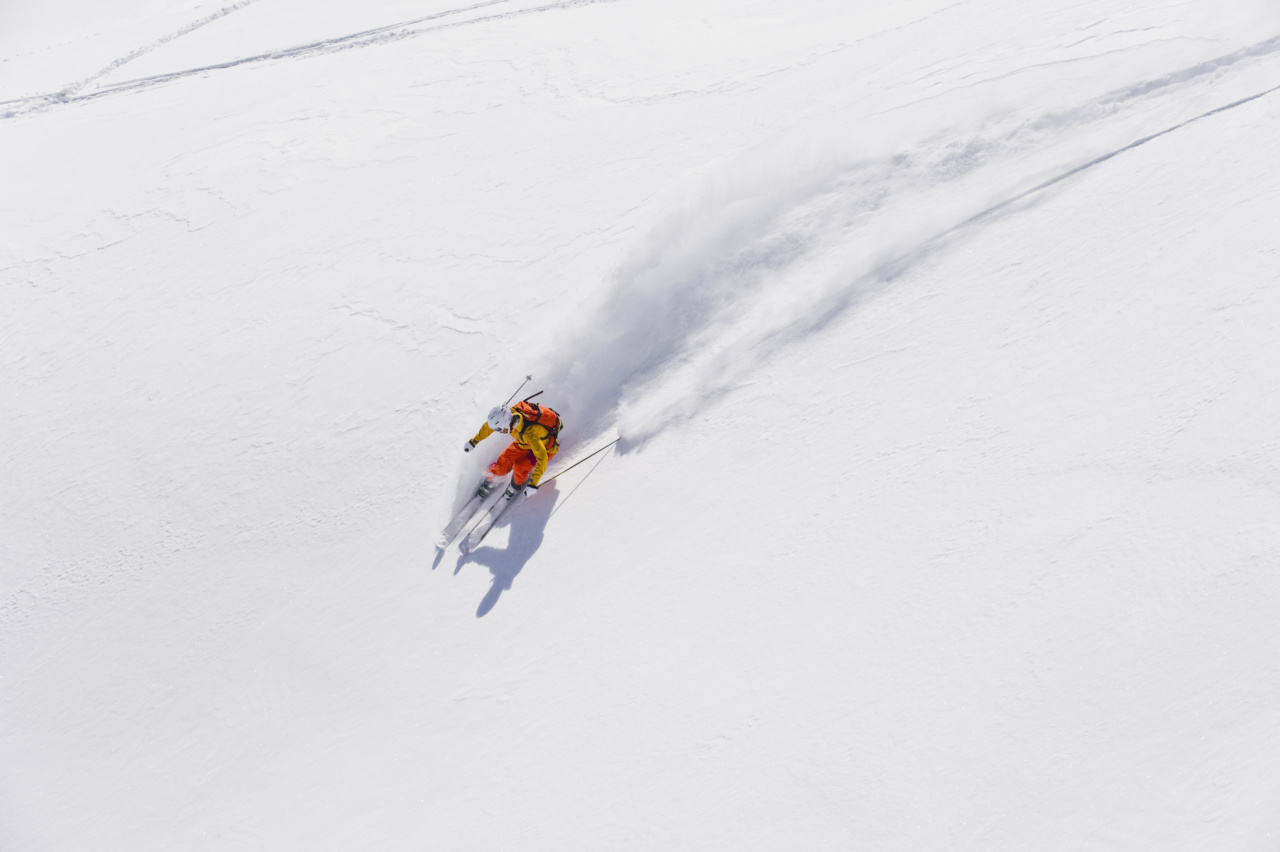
[476,476,499,499]
[503,480,526,500]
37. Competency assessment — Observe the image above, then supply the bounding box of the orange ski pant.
[487,441,557,487]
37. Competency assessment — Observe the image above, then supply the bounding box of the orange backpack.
[513,400,562,448]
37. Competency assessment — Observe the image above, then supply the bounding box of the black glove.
[464,438,477,453]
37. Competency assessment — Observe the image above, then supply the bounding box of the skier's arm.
[469,422,495,447]
[525,432,550,486]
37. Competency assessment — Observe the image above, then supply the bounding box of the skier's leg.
[504,451,538,497]
[479,443,524,497]
[487,443,524,479]
[511,451,537,486]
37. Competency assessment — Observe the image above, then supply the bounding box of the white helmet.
[486,404,511,433]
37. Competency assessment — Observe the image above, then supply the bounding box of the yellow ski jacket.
[470,409,557,486]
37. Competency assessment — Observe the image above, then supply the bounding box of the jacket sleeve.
[470,422,495,445]
[525,431,550,486]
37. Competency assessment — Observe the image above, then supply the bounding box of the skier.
[464,398,562,499]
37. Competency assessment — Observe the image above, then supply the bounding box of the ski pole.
[543,438,620,484]
[503,375,533,406]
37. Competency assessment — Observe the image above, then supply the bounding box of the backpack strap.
[517,402,539,440]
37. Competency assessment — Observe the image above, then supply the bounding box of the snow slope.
[3,0,1280,849]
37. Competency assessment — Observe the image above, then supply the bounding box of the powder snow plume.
[516,32,1280,454]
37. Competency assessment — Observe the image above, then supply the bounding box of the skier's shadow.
[452,480,559,617]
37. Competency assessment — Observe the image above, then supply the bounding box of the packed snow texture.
[3,0,1280,850]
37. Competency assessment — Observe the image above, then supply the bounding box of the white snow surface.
[4,0,1280,848]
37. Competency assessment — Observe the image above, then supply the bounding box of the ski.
[458,490,520,554]
[436,486,492,549]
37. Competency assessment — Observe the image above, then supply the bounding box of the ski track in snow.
[525,34,1280,451]
[0,0,619,118]
[44,0,266,104]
